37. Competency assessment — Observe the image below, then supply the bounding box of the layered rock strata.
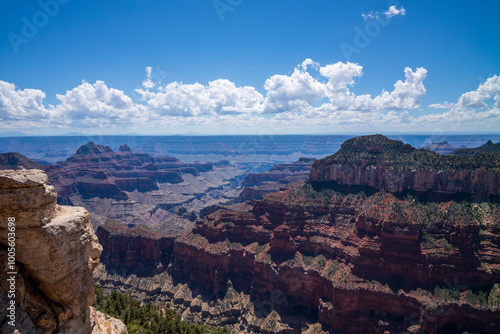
[0,169,126,334]
[95,136,500,333]
[238,158,315,201]
[42,142,246,230]
[309,135,500,197]
[96,185,500,333]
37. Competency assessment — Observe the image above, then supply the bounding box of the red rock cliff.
[309,163,500,197]
[97,181,500,333]
[97,220,174,275]
[309,135,500,197]
[95,136,500,333]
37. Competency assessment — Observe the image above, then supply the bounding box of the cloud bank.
[0,60,498,134]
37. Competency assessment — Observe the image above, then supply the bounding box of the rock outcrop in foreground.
[0,169,126,334]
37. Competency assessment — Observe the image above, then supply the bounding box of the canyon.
[0,144,321,236]
[94,135,500,333]
[41,142,247,231]
[238,157,315,202]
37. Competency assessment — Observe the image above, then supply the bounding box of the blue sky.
[0,0,499,135]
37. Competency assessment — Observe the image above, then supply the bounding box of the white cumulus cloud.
[374,66,427,110]
[262,64,328,113]
[319,62,363,88]
[55,80,147,123]
[2,62,498,135]
[456,75,500,109]
[429,75,500,110]
[0,81,59,120]
[362,5,406,20]
[263,61,427,114]
[137,79,264,117]
[384,5,406,18]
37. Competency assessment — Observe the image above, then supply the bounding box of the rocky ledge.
[0,169,126,334]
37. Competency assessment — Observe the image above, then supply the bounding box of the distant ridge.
[0,131,30,137]
[0,152,41,170]
[421,141,458,155]
[60,132,86,136]
[118,144,132,152]
[451,140,500,156]
[74,142,114,156]
[318,134,500,170]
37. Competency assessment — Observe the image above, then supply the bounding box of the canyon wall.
[0,169,126,334]
[96,183,500,333]
[97,220,175,276]
[95,136,500,333]
[309,163,500,197]
[237,157,315,201]
[309,134,500,197]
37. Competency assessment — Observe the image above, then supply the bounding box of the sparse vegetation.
[433,285,460,303]
[302,254,326,271]
[488,284,500,307]
[451,140,500,157]
[463,290,488,307]
[255,243,268,255]
[421,234,455,254]
[325,260,340,278]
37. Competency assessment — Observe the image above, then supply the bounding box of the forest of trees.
[324,134,500,171]
[93,285,230,334]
